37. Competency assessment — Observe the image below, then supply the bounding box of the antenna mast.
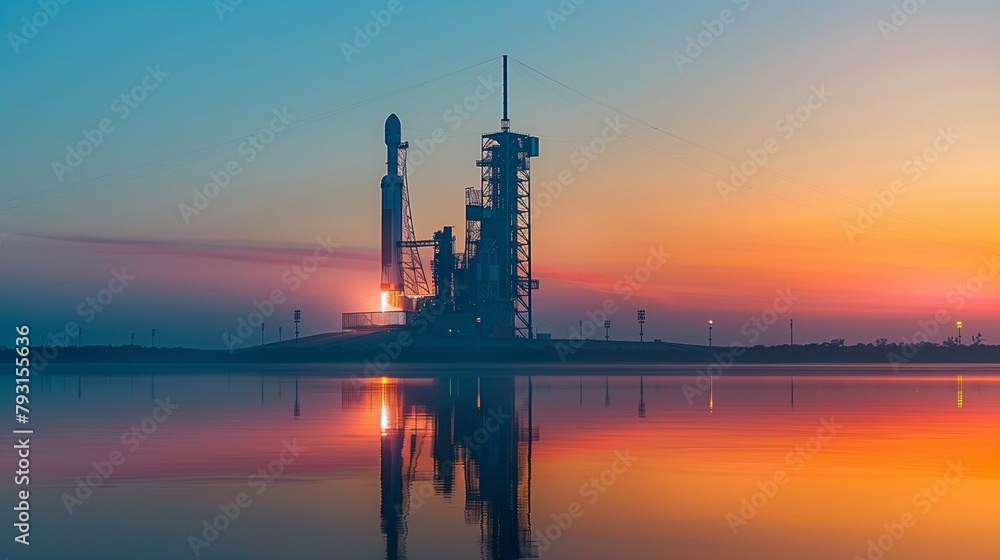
[502,54,510,130]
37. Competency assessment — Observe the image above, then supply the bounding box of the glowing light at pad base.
[380,290,403,312]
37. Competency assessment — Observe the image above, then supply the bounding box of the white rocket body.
[380,114,404,298]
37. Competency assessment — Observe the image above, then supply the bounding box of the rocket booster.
[380,114,404,294]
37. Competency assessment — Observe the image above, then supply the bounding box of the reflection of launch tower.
[369,376,536,560]
[462,376,536,559]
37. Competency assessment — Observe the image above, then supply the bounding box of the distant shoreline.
[6,338,998,367]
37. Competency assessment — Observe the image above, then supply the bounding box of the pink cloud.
[22,233,378,267]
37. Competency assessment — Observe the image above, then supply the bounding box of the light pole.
[957,321,962,345]
[637,310,646,343]
[604,320,611,341]
[151,328,156,348]
[790,319,794,346]
[294,310,301,339]
[279,326,283,342]
[708,320,713,348]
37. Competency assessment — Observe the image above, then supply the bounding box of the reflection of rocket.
[381,114,404,298]
[379,379,406,559]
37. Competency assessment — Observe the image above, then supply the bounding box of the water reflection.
[790,375,795,409]
[638,376,646,418]
[957,374,963,409]
[345,377,537,560]
[18,367,1000,560]
[339,372,983,559]
[294,373,301,418]
[709,375,714,413]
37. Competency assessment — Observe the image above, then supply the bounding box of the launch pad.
[344,56,541,339]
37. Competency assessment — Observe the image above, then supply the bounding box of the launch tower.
[344,55,540,339]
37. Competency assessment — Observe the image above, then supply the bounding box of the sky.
[1,0,998,349]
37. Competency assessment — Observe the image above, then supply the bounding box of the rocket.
[380,114,404,296]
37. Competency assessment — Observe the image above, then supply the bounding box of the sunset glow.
[1,1,995,348]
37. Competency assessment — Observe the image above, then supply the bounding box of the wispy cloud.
[21,234,378,267]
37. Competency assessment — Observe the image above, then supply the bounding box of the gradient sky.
[1,0,997,348]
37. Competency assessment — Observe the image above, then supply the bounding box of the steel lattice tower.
[398,141,430,297]
[466,56,539,338]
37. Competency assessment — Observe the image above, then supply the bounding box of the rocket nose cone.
[385,114,401,146]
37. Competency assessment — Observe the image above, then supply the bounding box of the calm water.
[8,364,1000,560]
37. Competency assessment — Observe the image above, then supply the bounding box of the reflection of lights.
[380,377,392,435]
[709,377,714,413]
[381,399,389,435]
[957,375,963,410]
